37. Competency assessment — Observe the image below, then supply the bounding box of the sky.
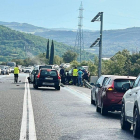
[0,0,140,30]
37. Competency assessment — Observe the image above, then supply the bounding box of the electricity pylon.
[75,2,84,63]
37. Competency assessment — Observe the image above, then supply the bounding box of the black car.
[33,68,61,90]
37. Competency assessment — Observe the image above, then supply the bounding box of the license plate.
[42,82,54,85]
[45,77,53,80]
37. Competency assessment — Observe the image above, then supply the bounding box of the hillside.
[1,21,140,57]
[0,25,94,62]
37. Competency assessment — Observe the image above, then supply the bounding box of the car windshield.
[114,79,135,92]
[102,77,109,86]
[40,70,57,76]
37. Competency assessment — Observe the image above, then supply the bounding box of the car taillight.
[37,72,40,78]
[57,71,61,79]
[107,81,114,91]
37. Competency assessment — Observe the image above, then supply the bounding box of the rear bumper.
[36,79,60,87]
[107,104,122,111]
[103,98,122,111]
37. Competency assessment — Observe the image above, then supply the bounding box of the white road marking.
[19,82,27,140]
[19,78,37,140]
[64,86,90,104]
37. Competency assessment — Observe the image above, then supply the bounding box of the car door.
[95,76,103,106]
[125,75,140,117]
[97,76,107,107]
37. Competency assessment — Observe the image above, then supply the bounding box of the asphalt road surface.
[0,73,139,140]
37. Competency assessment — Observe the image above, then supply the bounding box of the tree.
[54,55,63,65]
[46,39,49,59]
[62,50,78,63]
[49,40,54,65]
[80,61,88,66]
[70,60,80,68]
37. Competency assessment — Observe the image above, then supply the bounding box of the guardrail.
[83,79,93,89]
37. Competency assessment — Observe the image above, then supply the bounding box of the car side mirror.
[90,83,94,86]
[96,83,101,88]
[122,83,131,91]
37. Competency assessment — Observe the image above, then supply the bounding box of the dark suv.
[33,68,61,90]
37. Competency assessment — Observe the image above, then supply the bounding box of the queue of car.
[0,65,11,75]
[90,74,140,138]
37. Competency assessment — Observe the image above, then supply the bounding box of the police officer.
[72,66,78,85]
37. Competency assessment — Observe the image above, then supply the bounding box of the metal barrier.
[83,79,93,89]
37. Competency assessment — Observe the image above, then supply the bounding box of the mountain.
[0,25,94,62]
[0,21,140,57]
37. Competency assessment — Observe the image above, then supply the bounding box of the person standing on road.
[14,65,19,83]
[78,69,83,86]
[72,66,78,85]
[83,70,88,81]
[60,67,65,84]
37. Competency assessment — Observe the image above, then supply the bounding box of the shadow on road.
[30,87,59,91]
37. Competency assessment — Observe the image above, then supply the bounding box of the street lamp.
[90,12,103,77]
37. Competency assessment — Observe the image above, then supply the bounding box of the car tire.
[101,102,108,116]
[133,107,140,138]
[33,83,38,89]
[55,86,60,90]
[91,93,95,105]
[120,104,131,130]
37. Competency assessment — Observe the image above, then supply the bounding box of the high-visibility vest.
[73,69,78,76]
[14,67,19,74]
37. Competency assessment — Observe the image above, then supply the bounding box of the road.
[0,73,139,140]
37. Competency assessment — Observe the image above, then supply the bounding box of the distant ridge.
[0,25,94,62]
[0,21,140,56]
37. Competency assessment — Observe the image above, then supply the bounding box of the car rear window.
[114,79,134,92]
[39,66,52,69]
[40,70,57,76]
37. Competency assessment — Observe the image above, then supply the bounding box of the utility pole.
[75,2,84,63]
[90,12,103,77]
[98,12,103,78]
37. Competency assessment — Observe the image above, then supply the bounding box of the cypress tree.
[49,40,54,65]
[46,39,49,59]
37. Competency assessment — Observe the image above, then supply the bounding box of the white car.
[121,74,140,138]
[24,67,33,73]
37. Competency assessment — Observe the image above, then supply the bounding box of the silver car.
[91,75,113,105]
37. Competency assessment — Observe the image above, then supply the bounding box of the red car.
[96,76,136,115]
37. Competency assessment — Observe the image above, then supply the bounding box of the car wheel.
[96,98,100,113]
[120,104,131,130]
[91,93,95,105]
[101,102,108,116]
[55,86,60,90]
[133,107,140,138]
[33,83,38,89]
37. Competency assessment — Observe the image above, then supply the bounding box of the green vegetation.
[46,39,49,59]
[49,40,54,65]
[62,50,78,63]
[0,25,95,62]
[102,49,140,76]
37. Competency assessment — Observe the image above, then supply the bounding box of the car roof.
[40,68,56,71]
[100,75,115,77]
[109,75,136,80]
